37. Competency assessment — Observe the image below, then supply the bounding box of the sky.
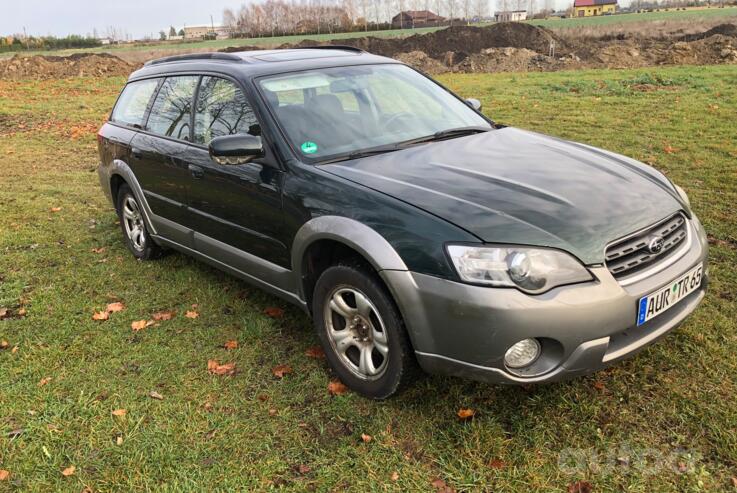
[2,0,246,39]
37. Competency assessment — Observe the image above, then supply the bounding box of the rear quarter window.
[110,79,159,127]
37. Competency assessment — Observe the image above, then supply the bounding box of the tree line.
[0,34,101,53]
[222,0,502,38]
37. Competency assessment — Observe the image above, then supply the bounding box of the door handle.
[188,164,204,179]
[130,147,143,160]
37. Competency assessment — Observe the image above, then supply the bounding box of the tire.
[312,263,418,399]
[116,183,162,260]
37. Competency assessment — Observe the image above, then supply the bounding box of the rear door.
[101,78,161,177]
[128,75,199,246]
[185,75,288,267]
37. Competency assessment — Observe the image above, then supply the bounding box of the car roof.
[128,47,401,81]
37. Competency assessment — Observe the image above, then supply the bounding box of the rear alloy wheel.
[116,184,162,260]
[313,264,418,399]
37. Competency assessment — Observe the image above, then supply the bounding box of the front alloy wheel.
[313,263,418,399]
[324,286,389,380]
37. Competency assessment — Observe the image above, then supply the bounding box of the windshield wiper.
[403,126,492,146]
[318,144,402,164]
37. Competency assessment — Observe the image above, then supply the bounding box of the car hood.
[322,127,686,264]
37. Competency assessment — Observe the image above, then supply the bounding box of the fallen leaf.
[106,302,125,313]
[457,408,476,420]
[327,380,348,396]
[131,319,154,331]
[152,310,175,321]
[0,309,9,320]
[17,308,26,317]
[61,465,75,477]
[0,340,8,349]
[488,458,505,469]
[207,360,236,376]
[91,247,106,254]
[593,381,605,391]
[185,310,199,319]
[731,477,737,488]
[50,207,62,213]
[92,310,109,321]
[0,470,9,481]
[271,364,293,378]
[223,340,238,350]
[390,471,399,481]
[567,480,593,493]
[257,394,269,402]
[116,435,123,446]
[431,478,456,492]
[663,144,678,154]
[38,377,52,387]
[149,391,164,400]
[112,409,127,417]
[11,346,18,354]
[297,464,311,474]
[268,408,278,416]
[305,346,325,358]
[361,433,372,443]
[264,306,284,318]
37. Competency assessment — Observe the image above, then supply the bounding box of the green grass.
[1,65,737,492]
[530,5,737,29]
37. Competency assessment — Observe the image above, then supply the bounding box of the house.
[573,0,617,17]
[391,10,445,29]
[182,25,232,40]
[494,10,528,22]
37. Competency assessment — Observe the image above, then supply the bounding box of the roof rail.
[144,52,243,66]
[290,45,365,53]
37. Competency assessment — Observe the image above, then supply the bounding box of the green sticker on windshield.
[301,141,318,154]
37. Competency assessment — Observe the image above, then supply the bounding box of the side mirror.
[209,134,264,165]
[465,98,482,112]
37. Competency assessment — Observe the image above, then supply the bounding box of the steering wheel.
[383,112,415,131]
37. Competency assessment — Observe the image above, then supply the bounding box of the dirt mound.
[678,23,737,42]
[0,53,134,79]
[453,47,562,73]
[394,51,449,74]
[255,22,566,64]
[662,34,737,65]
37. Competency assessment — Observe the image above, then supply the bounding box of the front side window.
[257,64,490,160]
[194,77,259,145]
[146,76,198,140]
[110,79,159,127]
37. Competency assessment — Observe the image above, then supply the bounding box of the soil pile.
[0,53,135,80]
[678,23,737,41]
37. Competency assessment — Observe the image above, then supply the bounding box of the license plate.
[637,263,703,326]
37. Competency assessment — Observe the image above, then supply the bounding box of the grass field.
[2,6,736,60]
[1,65,736,492]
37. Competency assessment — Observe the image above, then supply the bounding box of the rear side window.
[110,79,159,127]
[194,77,259,145]
[146,76,199,140]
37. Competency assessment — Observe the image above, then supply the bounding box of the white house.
[494,10,528,22]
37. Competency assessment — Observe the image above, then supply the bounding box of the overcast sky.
[2,0,246,39]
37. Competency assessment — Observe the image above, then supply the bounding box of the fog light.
[504,338,541,369]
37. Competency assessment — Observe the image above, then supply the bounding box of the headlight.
[674,184,691,209]
[447,245,592,294]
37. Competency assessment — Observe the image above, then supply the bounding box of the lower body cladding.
[382,220,709,384]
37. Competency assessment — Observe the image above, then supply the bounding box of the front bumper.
[381,217,709,384]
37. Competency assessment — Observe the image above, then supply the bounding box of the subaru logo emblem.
[648,236,664,254]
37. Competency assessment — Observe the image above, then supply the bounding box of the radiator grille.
[605,213,688,279]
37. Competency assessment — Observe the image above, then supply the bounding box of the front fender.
[291,216,408,300]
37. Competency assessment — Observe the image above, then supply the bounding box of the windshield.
[257,64,491,161]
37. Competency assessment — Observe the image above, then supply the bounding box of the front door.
[186,76,288,268]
